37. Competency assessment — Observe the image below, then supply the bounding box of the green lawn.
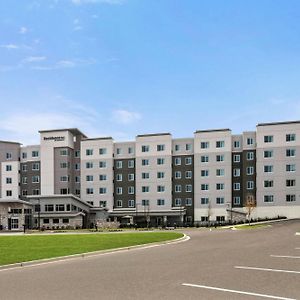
[0,232,183,266]
[234,224,270,230]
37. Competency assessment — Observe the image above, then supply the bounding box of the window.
[247,152,254,160]
[201,156,209,163]
[233,141,240,148]
[116,187,123,195]
[116,200,122,208]
[157,185,165,192]
[264,150,273,158]
[157,172,164,179]
[157,199,165,206]
[186,184,192,192]
[186,198,192,206]
[157,144,165,151]
[116,148,121,155]
[201,216,209,222]
[201,184,209,191]
[99,174,107,181]
[56,204,65,212]
[53,219,59,224]
[216,216,225,222]
[185,157,192,165]
[201,142,209,149]
[99,161,106,168]
[175,198,181,206]
[233,197,241,205]
[86,188,94,195]
[116,161,123,169]
[286,194,296,202]
[157,158,165,165]
[286,134,296,142]
[86,149,93,156]
[201,197,209,205]
[186,143,192,151]
[142,186,149,193]
[128,174,135,181]
[45,204,54,212]
[185,171,192,179]
[99,148,107,155]
[175,171,181,179]
[128,186,135,194]
[32,162,40,171]
[286,179,296,187]
[75,163,80,170]
[264,135,273,143]
[142,199,149,206]
[233,183,240,190]
[175,144,180,151]
[216,155,224,162]
[33,189,40,195]
[11,219,19,229]
[174,157,181,165]
[142,145,149,152]
[128,160,134,168]
[264,165,273,173]
[233,155,240,162]
[233,169,240,177]
[142,172,149,179]
[246,166,254,175]
[175,185,182,193]
[6,165,12,171]
[264,195,274,203]
[60,162,70,169]
[32,175,39,183]
[216,141,225,148]
[60,176,69,182]
[128,200,135,207]
[286,164,296,172]
[201,170,209,177]
[216,169,225,176]
[142,159,149,166]
[86,162,93,169]
[99,201,107,208]
[99,187,107,194]
[22,152,27,159]
[63,219,69,224]
[43,219,50,224]
[60,149,69,156]
[6,178,12,184]
[32,151,39,158]
[22,164,27,172]
[286,149,296,157]
[22,177,27,184]
[216,183,225,190]
[264,180,273,187]
[75,150,80,157]
[247,138,254,145]
[86,175,93,182]
[247,181,254,190]
[216,197,225,204]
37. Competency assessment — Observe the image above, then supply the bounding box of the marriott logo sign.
[43,136,65,141]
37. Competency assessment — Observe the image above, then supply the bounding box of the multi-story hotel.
[0,120,299,230]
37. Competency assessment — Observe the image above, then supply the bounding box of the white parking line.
[271,255,300,259]
[295,248,300,250]
[235,266,300,274]
[182,283,296,300]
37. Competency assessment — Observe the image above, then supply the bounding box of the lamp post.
[38,198,41,231]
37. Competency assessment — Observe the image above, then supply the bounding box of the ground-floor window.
[53,219,59,224]
[201,216,208,222]
[63,218,69,224]
[216,216,225,222]
[11,218,19,229]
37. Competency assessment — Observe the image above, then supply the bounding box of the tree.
[245,194,256,225]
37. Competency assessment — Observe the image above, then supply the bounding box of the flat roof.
[0,199,32,205]
[194,128,231,134]
[83,137,113,141]
[39,128,87,138]
[257,120,300,127]
[137,133,171,138]
[0,140,21,145]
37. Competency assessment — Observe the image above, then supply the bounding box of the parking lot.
[0,220,299,299]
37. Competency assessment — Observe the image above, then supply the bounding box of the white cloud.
[22,56,47,63]
[0,44,19,50]
[19,27,28,34]
[31,58,96,70]
[112,109,141,124]
[71,0,124,5]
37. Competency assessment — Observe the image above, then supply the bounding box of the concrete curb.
[0,234,189,272]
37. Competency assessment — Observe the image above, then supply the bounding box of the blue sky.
[1,0,300,144]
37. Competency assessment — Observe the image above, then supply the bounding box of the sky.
[1,0,300,144]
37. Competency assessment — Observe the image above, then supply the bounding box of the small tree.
[245,194,256,225]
